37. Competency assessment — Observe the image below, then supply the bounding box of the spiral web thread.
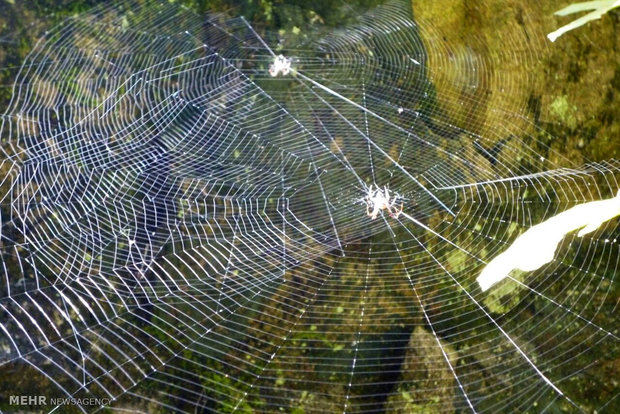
[0,1,618,412]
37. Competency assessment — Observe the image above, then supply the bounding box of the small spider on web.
[269,54,292,77]
[364,184,403,220]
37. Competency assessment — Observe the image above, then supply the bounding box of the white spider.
[364,184,403,220]
[269,54,292,77]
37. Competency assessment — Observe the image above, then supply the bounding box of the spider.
[365,184,403,220]
[269,54,292,77]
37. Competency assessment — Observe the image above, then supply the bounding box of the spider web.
[0,1,618,412]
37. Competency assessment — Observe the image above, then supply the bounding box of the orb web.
[0,1,618,413]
